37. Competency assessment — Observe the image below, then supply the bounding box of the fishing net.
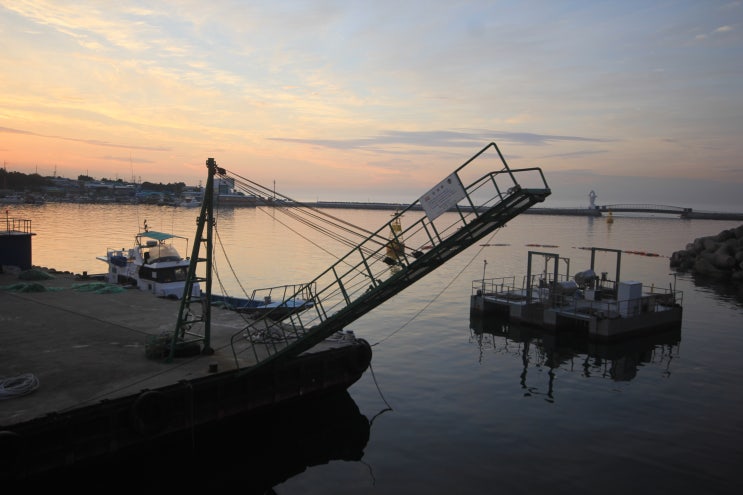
[17,268,55,280]
[0,282,52,293]
[71,282,126,294]
[145,331,201,359]
[145,332,173,359]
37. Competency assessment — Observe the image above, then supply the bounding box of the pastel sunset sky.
[1,1,742,209]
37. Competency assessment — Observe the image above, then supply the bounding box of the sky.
[1,1,742,210]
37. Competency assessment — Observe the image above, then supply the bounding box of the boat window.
[139,266,154,280]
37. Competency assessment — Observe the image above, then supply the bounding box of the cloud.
[269,129,611,151]
[101,155,155,164]
[695,23,737,42]
[0,126,34,135]
[0,125,168,151]
[540,150,611,159]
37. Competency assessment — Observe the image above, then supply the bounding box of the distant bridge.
[522,203,743,220]
[597,204,743,220]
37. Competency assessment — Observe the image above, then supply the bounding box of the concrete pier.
[0,270,371,479]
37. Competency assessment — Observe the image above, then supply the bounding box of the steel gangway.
[170,142,551,368]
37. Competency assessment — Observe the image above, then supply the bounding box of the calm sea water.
[7,203,743,493]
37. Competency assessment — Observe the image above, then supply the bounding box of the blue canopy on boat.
[137,231,187,241]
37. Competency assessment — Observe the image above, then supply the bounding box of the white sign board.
[419,173,467,221]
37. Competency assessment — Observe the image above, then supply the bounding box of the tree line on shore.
[1,168,187,195]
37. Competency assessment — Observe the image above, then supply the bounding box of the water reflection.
[689,273,743,307]
[27,391,370,489]
[470,315,681,401]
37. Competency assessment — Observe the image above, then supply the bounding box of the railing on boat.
[212,282,317,314]
[473,276,684,318]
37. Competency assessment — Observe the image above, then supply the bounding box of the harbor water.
[5,202,743,493]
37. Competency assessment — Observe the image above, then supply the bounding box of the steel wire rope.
[361,214,475,426]
[248,230,419,332]
[247,202,388,293]
[222,168,388,243]
[270,206,368,251]
[254,191,374,243]
[213,222,252,302]
[222,171,400,265]
[222,170,424,284]
[206,204,356,343]
[209,210,303,343]
[209,258,286,360]
[251,195,383,255]
[190,205,271,361]
[210,196,252,303]
[211,256,300,357]
[211,240,261,334]
[214,169,459,345]
[370,228,501,348]
[367,361,393,421]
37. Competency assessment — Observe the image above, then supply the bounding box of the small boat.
[1,194,25,204]
[210,290,314,321]
[96,221,200,299]
[178,196,201,208]
[470,247,682,341]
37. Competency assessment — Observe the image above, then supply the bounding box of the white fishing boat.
[178,196,201,208]
[96,221,200,299]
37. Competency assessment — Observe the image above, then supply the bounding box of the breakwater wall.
[302,202,743,220]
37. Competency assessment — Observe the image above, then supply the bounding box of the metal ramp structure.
[171,142,551,368]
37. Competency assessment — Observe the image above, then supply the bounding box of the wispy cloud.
[0,126,34,135]
[0,125,168,151]
[269,130,611,151]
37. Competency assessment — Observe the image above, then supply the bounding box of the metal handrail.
[2,217,33,235]
[228,142,550,367]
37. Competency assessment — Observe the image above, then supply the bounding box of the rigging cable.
[222,168,382,237]
[220,170,430,299]
[215,192,394,293]
[371,228,501,348]
[367,362,393,422]
[213,172,390,298]
[221,168,394,252]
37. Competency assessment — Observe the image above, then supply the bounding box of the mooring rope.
[0,373,40,400]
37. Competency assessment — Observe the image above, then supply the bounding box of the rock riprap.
[670,224,743,281]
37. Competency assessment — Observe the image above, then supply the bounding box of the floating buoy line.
[479,242,665,258]
[574,246,666,258]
